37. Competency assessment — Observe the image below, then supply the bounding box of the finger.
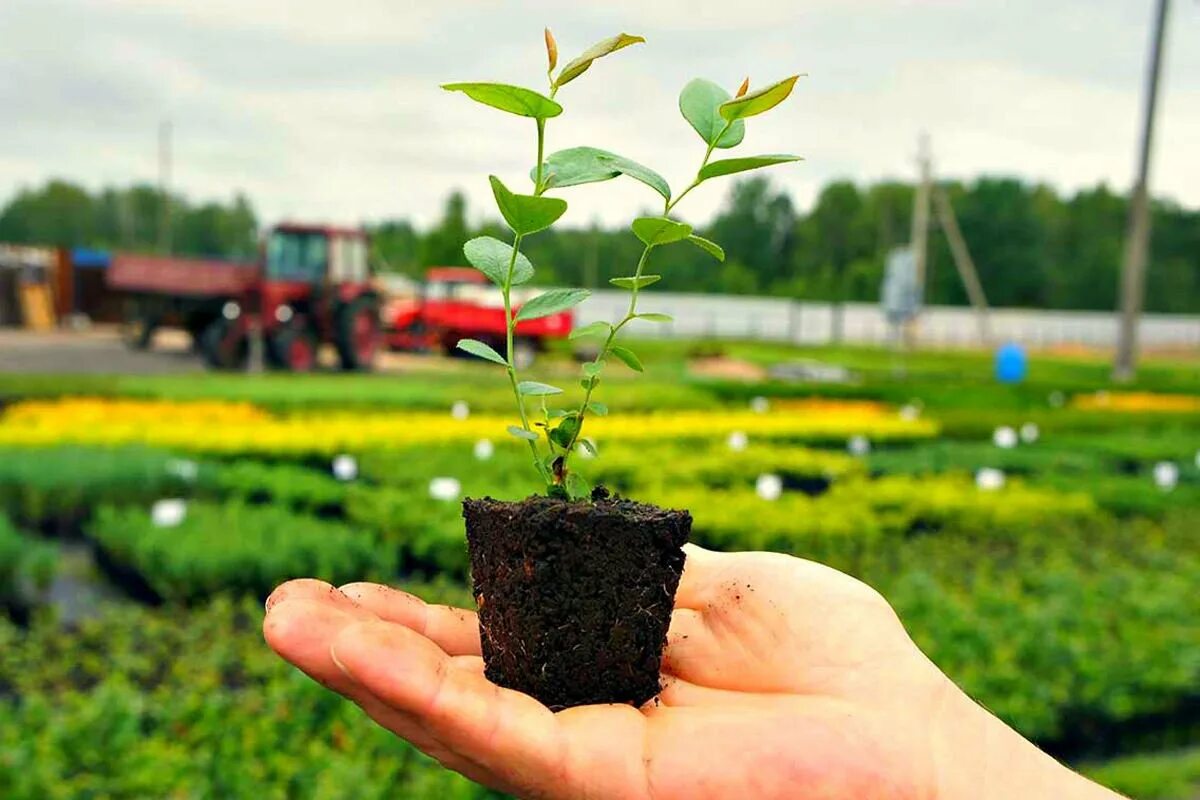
[263,595,465,767]
[266,578,362,613]
[339,582,481,657]
[674,543,723,609]
[330,619,648,797]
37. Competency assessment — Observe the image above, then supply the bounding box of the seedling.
[446,30,803,499]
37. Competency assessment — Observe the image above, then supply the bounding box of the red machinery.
[107,224,381,371]
[385,267,574,367]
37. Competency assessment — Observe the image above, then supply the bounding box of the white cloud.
[0,0,1197,230]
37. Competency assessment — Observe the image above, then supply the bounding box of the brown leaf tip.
[544,28,558,71]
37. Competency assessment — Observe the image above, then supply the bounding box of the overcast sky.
[1,0,1197,230]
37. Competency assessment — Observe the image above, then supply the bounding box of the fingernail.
[264,587,286,612]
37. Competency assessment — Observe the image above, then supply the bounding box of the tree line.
[2,177,1196,312]
[0,180,259,261]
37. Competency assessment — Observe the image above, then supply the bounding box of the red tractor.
[384,267,575,367]
[108,224,381,371]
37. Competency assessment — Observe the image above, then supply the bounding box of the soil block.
[463,491,690,710]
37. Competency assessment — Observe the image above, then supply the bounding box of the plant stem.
[502,231,550,483]
[560,121,735,471]
[562,245,651,454]
[534,119,547,195]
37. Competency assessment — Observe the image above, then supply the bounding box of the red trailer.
[106,224,381,371]
[384,267,574,368]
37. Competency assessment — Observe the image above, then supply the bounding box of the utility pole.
[158,120,173,255]
[933,185,991,343]
[1113,0,1171,382]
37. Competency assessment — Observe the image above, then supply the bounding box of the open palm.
[263,545,967,799]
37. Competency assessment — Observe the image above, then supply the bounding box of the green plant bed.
[0,446,208,535]
[87,503,393,604]
[1080,747,1200,800]
[1032,473,1200,519]
[211,459,350,516]
[0,591,498,800]
[0,514,58,617]
[868,511,1200,752]
[648,474,1099,556]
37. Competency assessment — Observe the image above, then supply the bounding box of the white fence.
[577,291,1200,349]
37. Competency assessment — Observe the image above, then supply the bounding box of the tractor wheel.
[335,298,380,371]
[268,326,319,373]
[200,319,248,370]
[121,305,157,351]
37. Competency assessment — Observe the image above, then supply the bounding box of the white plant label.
[755,473,783,501]
[151,498,187,528]
[975,468,1006,492]
[429,477,462,501]
[332,454,358,482]
[1153,461,1178,492]
[993,426,1018,449]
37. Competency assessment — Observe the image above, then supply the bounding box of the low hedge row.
[0,514,57,608]
[88,503,392,604]
[0,446,206,531]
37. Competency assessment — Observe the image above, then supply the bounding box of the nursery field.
[1,342,1199,799]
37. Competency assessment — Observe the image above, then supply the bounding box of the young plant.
[446,30,802,499]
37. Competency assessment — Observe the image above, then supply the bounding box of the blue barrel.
[995,342,1028,384]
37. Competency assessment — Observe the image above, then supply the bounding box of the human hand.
[264,545,1120,800]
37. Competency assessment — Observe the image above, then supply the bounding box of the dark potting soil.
[463,489,690,710]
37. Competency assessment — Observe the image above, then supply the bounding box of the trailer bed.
[106,254,258,298]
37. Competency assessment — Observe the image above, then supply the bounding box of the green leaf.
[489,176,567,235]
[698,154,804,182]
[463,236,534,287]
[517,381,563,396]
[718,75,801,121]
[516,288,590,322]
[578,438,598,456]
[586,401,608,416]
[631,217,692,247]
[455,338,507,365]
[580,377,598,391]
[569,320,612,340]
[610,345,643,372]
[602,154,671,202]
[564,472,591,500]
[555,33,645,88]
[550,416,581,449]
[687,235,725,262]
[679,78,745,149]
[547,408,578,419]
[636,313,673,323]
[506,425,539,441]
[609,275,661,290]
[582,360,606,378]
[442,82,562,119]
[536,147,670,200]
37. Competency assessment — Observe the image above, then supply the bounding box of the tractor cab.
[265,225,370,286]
[199,224,380,372]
